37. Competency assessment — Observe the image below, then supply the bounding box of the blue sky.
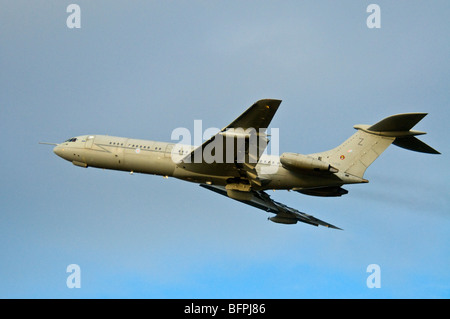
[0,1,449,298]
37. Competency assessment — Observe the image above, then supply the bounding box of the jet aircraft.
[43,99,440,229]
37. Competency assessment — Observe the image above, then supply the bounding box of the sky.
[0,1,449,299]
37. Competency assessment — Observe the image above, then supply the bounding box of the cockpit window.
[65,137,77,142]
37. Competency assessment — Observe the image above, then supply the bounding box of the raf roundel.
[340,155,345,160]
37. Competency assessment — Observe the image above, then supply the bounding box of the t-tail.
[309,113,440,180]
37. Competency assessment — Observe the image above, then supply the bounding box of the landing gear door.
[85,135,95,149]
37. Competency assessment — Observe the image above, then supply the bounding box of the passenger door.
[85,135,95,149]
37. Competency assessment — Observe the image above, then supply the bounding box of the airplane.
[41,99,440,229]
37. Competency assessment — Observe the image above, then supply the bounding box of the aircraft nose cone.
[53,146,63,157]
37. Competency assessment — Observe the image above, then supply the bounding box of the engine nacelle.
[268,216,298,224]
[296,186,348,197]
[280,153,338,173]
[226,189,253,201]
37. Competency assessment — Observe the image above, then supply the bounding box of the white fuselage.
[53,134,357,190]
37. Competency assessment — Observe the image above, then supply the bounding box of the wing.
[180,99,282,186]
[200,184,342,229]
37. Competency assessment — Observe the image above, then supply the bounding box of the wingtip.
[327,224,343,230]
[256,98,282,105]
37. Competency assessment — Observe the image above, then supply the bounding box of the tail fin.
[309,113,440,179]
[361,112,440,154]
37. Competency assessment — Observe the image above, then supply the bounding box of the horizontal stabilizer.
[393,136,440,154]
[354,113,440,155]
[368,113,427,132]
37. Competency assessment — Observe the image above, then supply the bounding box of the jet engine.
[280,153,338,173]
[226,189,253,201]
[225,183,253,201]
[268,216,297,224]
